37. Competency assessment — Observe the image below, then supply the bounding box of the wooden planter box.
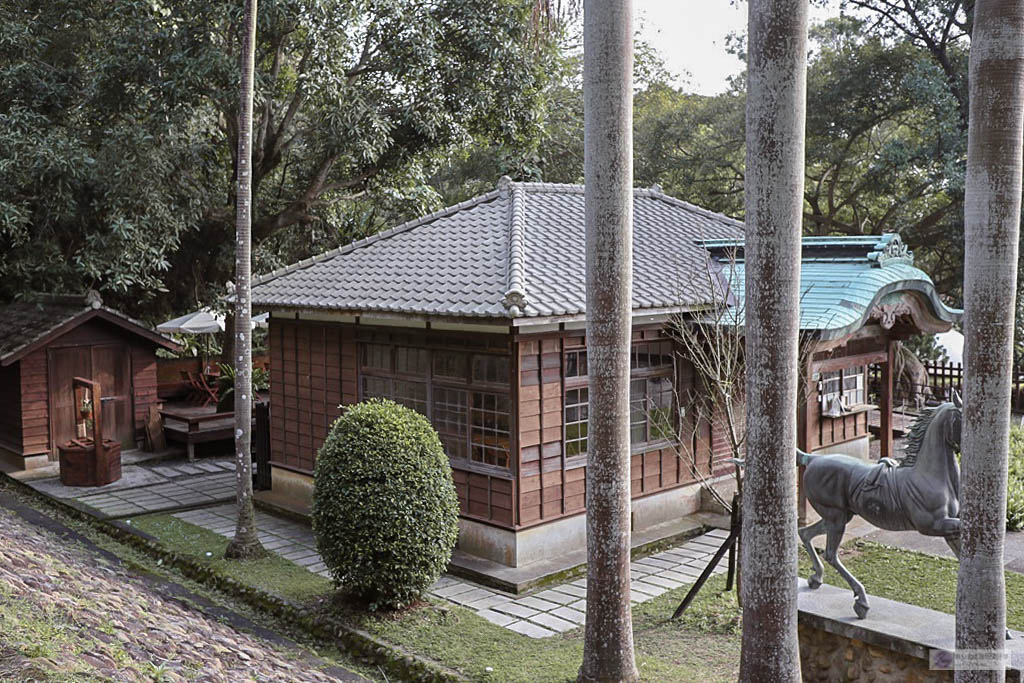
[58,438,122,487]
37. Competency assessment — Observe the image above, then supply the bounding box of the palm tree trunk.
[739,0,808,679]
[579,0,639,681]
[955,1,1024,679]
[225,0,266,560]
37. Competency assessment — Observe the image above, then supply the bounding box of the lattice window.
[819,366,867,413]
[563,339,677,462]
[470,392,511,468]
[564,387,589,457]
[358,343,512,472]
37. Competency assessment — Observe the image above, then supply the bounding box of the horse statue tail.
[797,448,817,467]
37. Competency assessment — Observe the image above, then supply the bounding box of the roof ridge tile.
[502,184,528,316]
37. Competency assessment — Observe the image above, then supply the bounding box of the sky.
[635,0,841,95]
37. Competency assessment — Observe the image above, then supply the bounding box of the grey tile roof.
[0,295,178,365]
[250,180,744,319]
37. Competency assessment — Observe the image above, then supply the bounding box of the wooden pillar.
[879,339,894,460]
[796,353,814,525]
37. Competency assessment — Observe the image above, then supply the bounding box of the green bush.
[312,399,459,610]
[1009,427,1024,531]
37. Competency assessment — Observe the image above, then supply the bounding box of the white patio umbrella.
[156,310,225,335]
[157,309,268,370]
[157,310,225,371]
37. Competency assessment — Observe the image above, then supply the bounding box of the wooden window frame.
[358,342,513,479]
[819,365,868,413]
[563,339,678,469]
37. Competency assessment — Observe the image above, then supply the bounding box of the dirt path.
[0,494,366,682]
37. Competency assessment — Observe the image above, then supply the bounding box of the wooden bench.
[160,407,235,462]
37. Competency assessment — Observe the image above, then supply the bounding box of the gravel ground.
[0,501,364,682]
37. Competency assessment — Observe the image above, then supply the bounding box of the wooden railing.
[869,360,1024,412]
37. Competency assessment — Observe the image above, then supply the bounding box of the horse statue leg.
[823,521,870,618]
[798,518,828,589]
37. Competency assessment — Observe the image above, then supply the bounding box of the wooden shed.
[0,293,179,472]
[250,179,961,569]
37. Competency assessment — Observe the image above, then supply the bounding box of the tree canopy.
[0,0,551,317]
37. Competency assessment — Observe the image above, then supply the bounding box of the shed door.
[48,344,134,452]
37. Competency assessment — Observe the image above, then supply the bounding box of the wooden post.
[796,355,813,525]
[879,339,894,460]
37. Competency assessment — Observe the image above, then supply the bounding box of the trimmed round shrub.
[312,399,459,610]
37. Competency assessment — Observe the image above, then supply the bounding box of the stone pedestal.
[797,579,1024,681]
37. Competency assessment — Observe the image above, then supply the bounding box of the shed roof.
[0,294,180,366]
[250,179,744,320]
[704,234,962,340]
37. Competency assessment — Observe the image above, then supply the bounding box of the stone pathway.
[28,458,237,519]
[0,500,365,681]
[427,531,727,638]
[175,504,327,575]
[175,504,727,639]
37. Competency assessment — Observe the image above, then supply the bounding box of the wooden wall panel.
[267,320,518,527]
[514,327,732,530]
[130,343,159,445]
[20,350,50,456]
[268,319,345,473]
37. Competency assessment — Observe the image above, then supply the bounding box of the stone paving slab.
[170,502,725,639]
[28,457,238,520]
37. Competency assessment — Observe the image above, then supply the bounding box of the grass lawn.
[131,513,1024,681]
[132,513,741,681]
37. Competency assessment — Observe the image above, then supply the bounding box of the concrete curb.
[1,473,465,683]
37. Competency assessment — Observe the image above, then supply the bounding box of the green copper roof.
[702,234,962,340]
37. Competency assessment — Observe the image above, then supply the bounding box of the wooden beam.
[811,350,888,374]
[879,339,894,460]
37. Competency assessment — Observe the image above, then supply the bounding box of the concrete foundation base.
[263,465,734,573]
[460,475,735,568]
[814,435,871,460]
[0,445,51,473]
[256,465,313,517]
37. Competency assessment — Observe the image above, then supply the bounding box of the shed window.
[361,344,391,371]
[360,376,427,415]
[395,347,429,376]
[471,392,511,468]
[564,387,589,457]
[819,366,867,413]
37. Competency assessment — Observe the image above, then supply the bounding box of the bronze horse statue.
[798,393,963,619]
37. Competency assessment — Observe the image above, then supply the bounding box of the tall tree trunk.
[579,1,639,681]
[956,0,1024,680]
[739,0,807,679]
[225,0,266,560]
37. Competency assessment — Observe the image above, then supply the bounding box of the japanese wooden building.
[251,179,960,567]
[0,293,179,472]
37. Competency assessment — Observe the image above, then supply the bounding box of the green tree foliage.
[0,0,217,303]
[312,400,459,611]
[630,15,967,294]
[0,0,550,316]
[430,33,671,204]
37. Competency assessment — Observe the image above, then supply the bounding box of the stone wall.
[797,579,1023,683]
[799,622,951,682]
